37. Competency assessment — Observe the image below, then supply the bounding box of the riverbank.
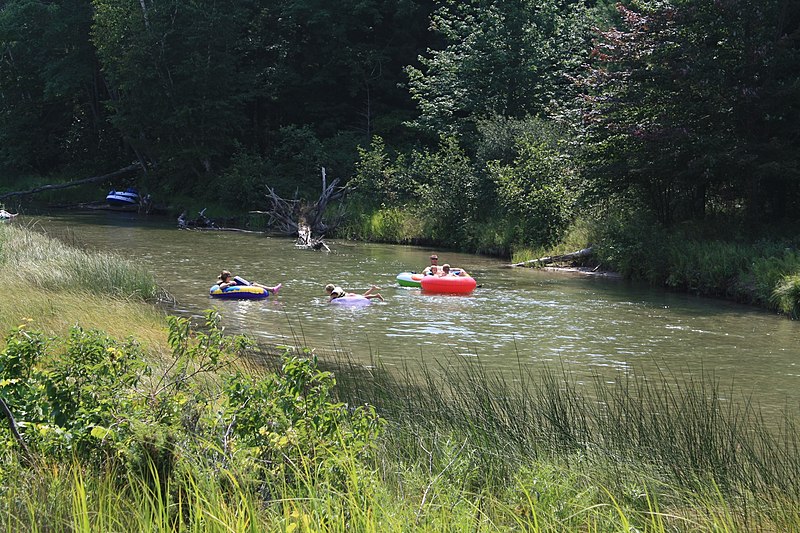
[0,222,172,366]
[2,219,799,531]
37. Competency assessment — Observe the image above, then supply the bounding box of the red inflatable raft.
[420,275,477,294]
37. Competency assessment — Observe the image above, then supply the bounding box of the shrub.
[772,273,800,319]
[0,311,384,497]
[221,351,385,490]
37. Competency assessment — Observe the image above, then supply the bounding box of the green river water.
[32,211,800,414]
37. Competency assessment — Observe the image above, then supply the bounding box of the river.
[32,211,800,413]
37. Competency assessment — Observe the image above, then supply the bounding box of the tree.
[92,0,261,180]
[488,122,577,248]
[0,0,116,173]
[578,0,800,224]
[406,0,593,139]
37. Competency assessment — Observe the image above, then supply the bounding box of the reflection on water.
[30,211,800,413]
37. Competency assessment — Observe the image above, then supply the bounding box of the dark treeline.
[1,0,799,253]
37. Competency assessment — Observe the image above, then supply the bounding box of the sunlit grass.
[3,451,794,532]
[0,221,171,360]
[771,273,800,319]
[1,336,798,531]
[0,222,168,301]
[0,286,169,355]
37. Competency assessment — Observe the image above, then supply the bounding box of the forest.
[1,0,799,308]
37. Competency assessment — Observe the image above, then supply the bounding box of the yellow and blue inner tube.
[209,284,269,300]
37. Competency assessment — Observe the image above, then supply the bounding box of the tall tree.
[92,0,261,179]
[405,0,593,139]
[0,0,114,174]
[578,0,800,224]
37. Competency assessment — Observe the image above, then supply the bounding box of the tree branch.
[0,397,33,462]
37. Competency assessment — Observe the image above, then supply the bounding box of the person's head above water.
[219,270,232,281]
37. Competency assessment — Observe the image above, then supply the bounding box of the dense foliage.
[1,0,798,269]
[0,311,384,492]
[577,0,800,225]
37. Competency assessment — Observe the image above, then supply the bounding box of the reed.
[0,222,168,302]
[3,450,789,532]
[772,273,800,319]
[327,354,800,515]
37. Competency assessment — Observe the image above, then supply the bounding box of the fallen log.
[0,163,142,201]
[507,247,594,267]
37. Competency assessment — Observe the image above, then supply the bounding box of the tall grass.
[772,274,800,319]
[1,341,798,531]
[2,435,793,531]
[326,354,800,520]
[0,222,167,302]
[0,222,170,355]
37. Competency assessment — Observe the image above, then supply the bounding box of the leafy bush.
[350,136,419,208]
[487,129,577,249]
[348,136,481,248]
[221,352,385,489]
[0,322,146,462]
[0,311,384,496]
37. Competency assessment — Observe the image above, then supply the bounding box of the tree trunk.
[0,164,142,201]
[507,247,594,267]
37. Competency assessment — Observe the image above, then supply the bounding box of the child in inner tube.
[441,264,469,277]
[217,270,282,295]
[324,283,384,302]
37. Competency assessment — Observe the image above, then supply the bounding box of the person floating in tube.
[324,283,384,302]
[441,264,469,277]
[217,270,282,295]
[422,254,439,275]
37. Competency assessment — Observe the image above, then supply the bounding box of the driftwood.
[296,222,330,252]
[508,247,594,267]
[178,208,217,229]
[252,167,347,243]
[0,163,142,201]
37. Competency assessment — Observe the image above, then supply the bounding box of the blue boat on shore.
[106,187,140,206]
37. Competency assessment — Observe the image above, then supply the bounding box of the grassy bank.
[501,214,800,318]
[584,215,800,318]
[0,221,170,351]
[2,326,799,532]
